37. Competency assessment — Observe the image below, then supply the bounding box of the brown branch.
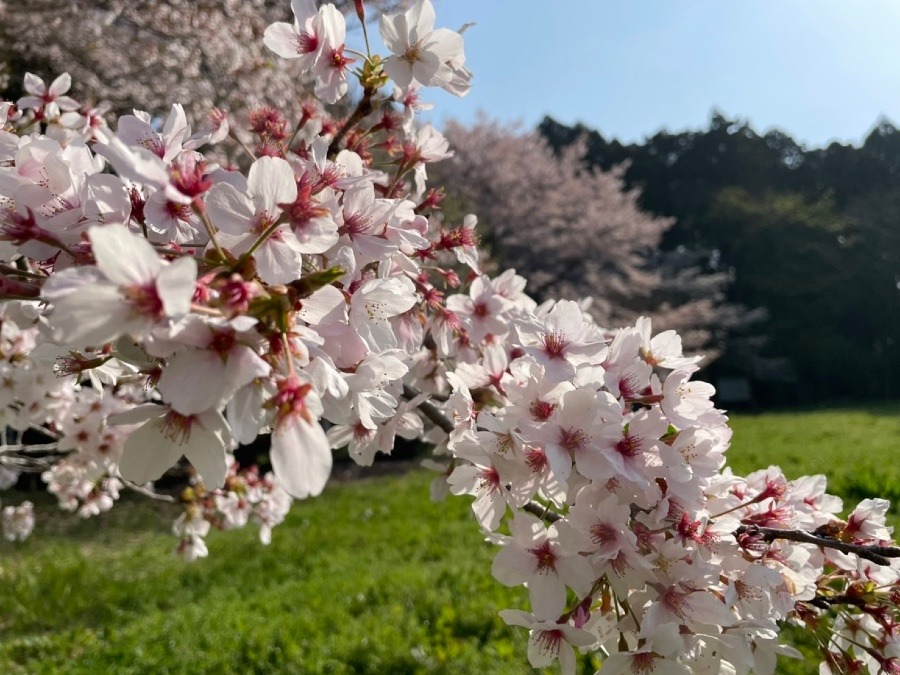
[327,86,376,159]
[735,525,900,567]
[0,443,72,472]
[402,383,454,434]
[805,594,868,611]
[524,501,562,523]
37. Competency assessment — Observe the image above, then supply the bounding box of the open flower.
[269,374,332,499]
[206,156,303,284]
[492,511,594,620]
[115,404,232,489]
[17,72,79,120]
[264,0,326,71]
[42,223,196,346]
[380,0,469,96]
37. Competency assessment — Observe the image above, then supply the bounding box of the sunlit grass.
[0,472,536,674]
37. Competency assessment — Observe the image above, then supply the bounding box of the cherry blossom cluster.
[172,460,293,560]
[2,499,34,541]
[0,1,897,672]
[422,288,899,673]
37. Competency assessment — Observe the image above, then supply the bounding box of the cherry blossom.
[16,72,79,120]
[2,500,35,541]
[41,224,197,346]
[492,511,594,619]
[379,0,470,96]
[263,0,325,70]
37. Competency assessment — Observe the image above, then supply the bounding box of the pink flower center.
[161,410,196,444]
[529,399,555,421]
[209,330,236,356]
[478,466,501,491]
[139,136,166,159]
[618,372,642,399]
[734,579,763,603]
[402,42,424,65]
[590,521,618,546]
[165,200,193,222]
[525,447,549,473]
[541,330,568,359]
[330,46,353,71]
[630,652,658,673]
[613,434,641,459]
[123,282,164,319]
[534,629,563,655]
[339,211,372,236]
[528,540,557,573]
[353,421,376,441]
[472,301,489,318]
[558,427,588,452]
[610,550,634,577]
[294,31,319,56]
[661,586,691,621]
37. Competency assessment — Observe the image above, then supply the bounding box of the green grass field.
[1,403,897,674]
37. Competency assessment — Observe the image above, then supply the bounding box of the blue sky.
[370,1,900,149]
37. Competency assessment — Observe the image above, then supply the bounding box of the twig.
[524,501,562,523]
[122,479,177,504]
[327,87,377,159]
[402,383,454,434]
[734,524,900,566]
[805,593,868,611]
[0,443,72,472]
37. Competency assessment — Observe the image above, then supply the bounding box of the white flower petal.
[118,417,185,484]
[89,223,162,286]
[205,182,257,235]
[184,411,231,489]
[264,22,303,59]
[156,256,197,317]
[270,417,331,499]
[248,156,297,213]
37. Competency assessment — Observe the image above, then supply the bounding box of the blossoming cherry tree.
[0,1,897,672]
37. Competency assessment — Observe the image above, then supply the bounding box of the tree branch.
[122,479,177,503]
[402,383,455,434]
[524,501,562,523]
[0,443,72,472]
[327,86,376,159]
[735,524,900,566]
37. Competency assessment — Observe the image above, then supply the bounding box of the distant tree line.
[540,114,900,405]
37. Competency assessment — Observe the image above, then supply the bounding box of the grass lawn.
[1,402,897,673]
[0,471,539,674]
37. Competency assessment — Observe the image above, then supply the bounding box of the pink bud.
[354,0,365,23]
